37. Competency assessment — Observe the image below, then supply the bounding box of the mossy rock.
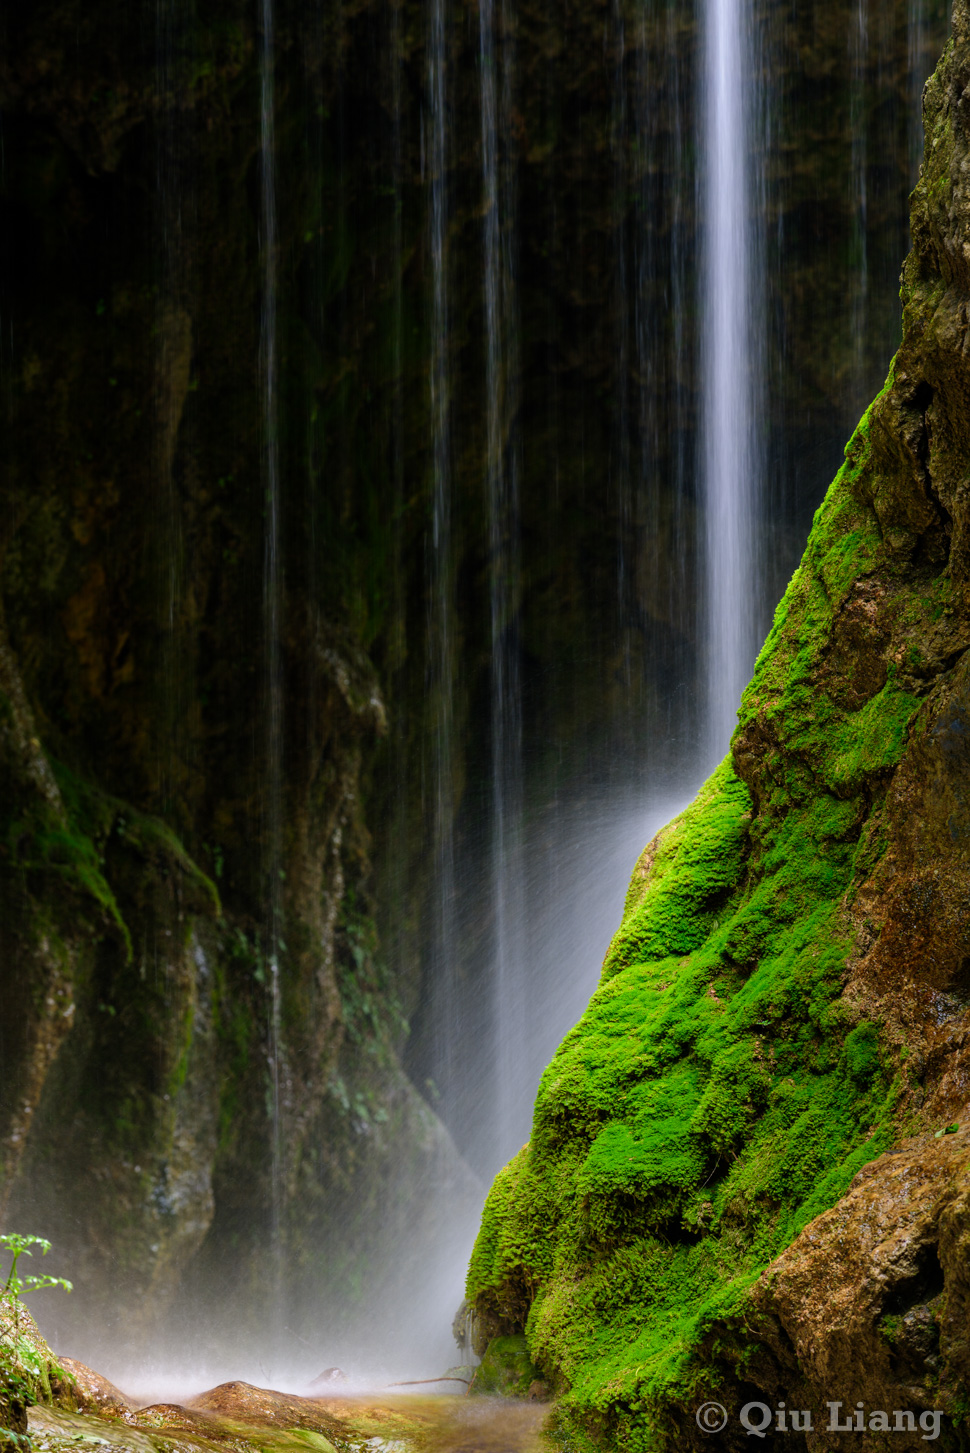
[470,1335,539,1398]
[0,1296,72,1449]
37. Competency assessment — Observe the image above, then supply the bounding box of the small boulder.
[306,1368,347,1391]
[469,1335,539,1398]
[189,1380,342,1441]
[59,1358,134,1421]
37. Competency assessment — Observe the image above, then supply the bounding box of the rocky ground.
[0,1299,549,1453]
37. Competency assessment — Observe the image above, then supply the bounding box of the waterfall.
[384,0,411,973]
[702,0,762,760]
[611,0,632,692]
[0,0,959,1389]
[480,0,526,1163]
[258,0,285,1331]
[427,0,459,1121]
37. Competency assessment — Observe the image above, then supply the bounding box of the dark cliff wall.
[0,0,485,1358]
[467,6,970,1448]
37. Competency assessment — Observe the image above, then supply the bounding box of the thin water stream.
[849,0,870,396]
[701,0,762,764]
[479,0,527,1170]
[258,0,286,1350]
[427,0,460,1136]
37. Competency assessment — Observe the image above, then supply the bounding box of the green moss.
[603,761,751,982]
[0,1296,68,1443]
[1,758,219,964]
[844,1022,881,1083]
[824,673,921,796]
[213,935,258,1152]
[3,760,131,956]
[334,894,407,1056]
[471,1334,539,1398]
[467,308,937,1448]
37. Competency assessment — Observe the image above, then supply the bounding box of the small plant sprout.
[0,1234,72,1337]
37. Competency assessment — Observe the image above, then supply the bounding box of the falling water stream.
[258,0,286,1352]
[701,0,762,762]
[427,0,460,1132]
[479,0,528,1168]
[610,0,633,686]
[909,0,930,172]
[411,0,944,1319]
[152,0,186,823]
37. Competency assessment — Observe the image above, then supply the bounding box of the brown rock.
[59,1357,135,1421]
[132,1403,197,1428]
[750,1124,970,1434]
[28,1405,157,1453]
[188,1380,344,1438]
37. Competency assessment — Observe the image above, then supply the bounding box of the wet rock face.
[744,1130,970,1447]
[0,0,483,1347]
[0,1390,28,1445]
[58,1360,134,1421]
[0,1299,70,1448]
[716,0,970,1421]
[469,1335,538,1399]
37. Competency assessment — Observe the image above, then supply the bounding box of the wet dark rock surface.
[59,1360,135,1421]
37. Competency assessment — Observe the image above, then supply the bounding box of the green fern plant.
[0,1235,72,1339]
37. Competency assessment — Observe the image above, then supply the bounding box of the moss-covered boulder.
[0,1297,70,1451]
[466,3,970,1447]
[470,1335,539,1399]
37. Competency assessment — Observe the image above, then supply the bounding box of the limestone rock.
[749,1125,970,1435]
[58,1359,133,1421]
[188,1381,344,1438]
[27,1405,157,1453]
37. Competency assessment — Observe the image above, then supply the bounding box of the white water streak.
[702,0,761,759]
[480,0,526,1164]
[259,0,285,1338]
[428,0,458,1103]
